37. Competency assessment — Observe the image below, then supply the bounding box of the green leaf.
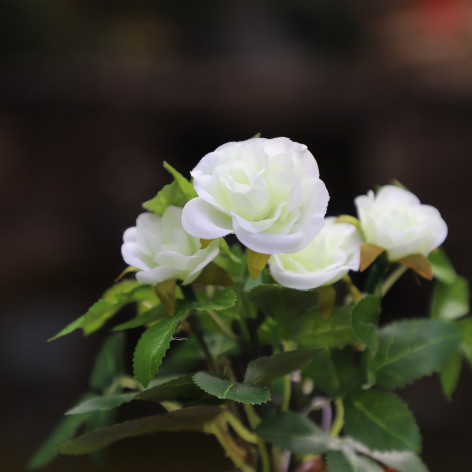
[366,449,429,472]
[431,276,469,320]
[142,162,197,214]
[244,349,320,386]
[158,337,202,376]
[344,390,421,453]
[137,374,207,403]
[193,262,234,287]
[255,411,330,454]
[84,409,115,467]
[368,319,462,388]
[133,309,188,388]
[250,285,353,347]
[291,305,355,349]
[326,450,383,472]
[194,288,238,311]
[28,393,95,468]
[66,393,136,415]
[143,181,187,215]
[82,282,151,335]
[249,284,318,320]
[90,333,125,391]
[439,352,462,399]
[351,295,381,349]
[428,248,457,284]
[193,372,270,405]
[112,305,166,331]
[58,406,224,455]
[49,281,151,340]
[303,348,361,397]
[458,317,472,365]
[163,161,197,199]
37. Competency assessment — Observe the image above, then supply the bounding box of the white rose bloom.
[355,185,448,261]
[121,206,219,285]
[269,217,362,289]
[181,137,329,254]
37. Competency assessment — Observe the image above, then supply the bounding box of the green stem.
[343,275,363,302]
[224,411,259,444]
[207,309,239,342]
[180,284,217,371]
[258,439,271,472]
[364,260,389,294]
[243,405,271,472]
[243,404,260,429]
[213,428,253,472]
[187,314,217,371]
[381,265,408,297]
[329,398,344,438]
[281,341,295,412]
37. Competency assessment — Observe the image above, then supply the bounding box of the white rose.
[181,137,329,254]
[121,206,219,285]
[269,217,362,289]
[355,185,448,261]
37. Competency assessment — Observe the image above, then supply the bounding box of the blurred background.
[1,1,471,471]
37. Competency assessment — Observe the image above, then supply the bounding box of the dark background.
[1,1,471,471]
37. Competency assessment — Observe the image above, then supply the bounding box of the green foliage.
[367,319,462,388]
[366,450,429,472]
[431,276,469,320]
[249,284,318,320]
[83,409,116,467]
[142,161,197,214]
[244,349,320,386]
[35,169,469,472]
[457,317,472,365]
[428,248,457,284]
[58,406,224,455]
[344,390,421,452]
[112,305,166,331]
[49,281,152,340]
[90,333,125,391]
[255,411,330,454]
[28,394,96,468]
[326,450,383,472]
[194,288,237,311]
[251,285,354,347]
[291,305,355,348]
[66,393,136,415]
[133,308,189,387]
[439,352,462,399]
[351,295,381,349]
[157,337,202,376]
[193,372,271,404]
[303,348,361,397]
[137,374,208,403]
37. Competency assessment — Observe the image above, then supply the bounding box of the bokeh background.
[1,1,472,471]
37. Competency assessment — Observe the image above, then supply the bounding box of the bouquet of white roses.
[30,137,470,472]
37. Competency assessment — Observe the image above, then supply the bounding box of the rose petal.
[181,198,233,239]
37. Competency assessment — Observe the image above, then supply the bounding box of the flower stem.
[329,398,344,438]
[187,314,217,371]
[213,428,253,472]
[364,260,389,294]
[243,405,271,472]
[224,411,259,444]
[180,283,217,371]
[381,265,408,297]
[207,309,239,342]
[343,275,363,302]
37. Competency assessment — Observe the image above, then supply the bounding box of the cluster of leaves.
[30,165,471,472]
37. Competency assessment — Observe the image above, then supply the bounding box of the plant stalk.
[381,265,408,297]
[329,398,344,438]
